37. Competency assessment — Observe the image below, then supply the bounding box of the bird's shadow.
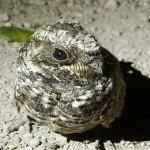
[65,61,150,143]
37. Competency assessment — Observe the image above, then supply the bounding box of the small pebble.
[30,138,41,147]
[120,140,126,145]
[48,143,60,149]
[29,0,46,6]
[104,0,118,10]
[104,140,116,150]
[21,133,33,145]
[35,145,47,150]
[0,136,9,145]
[3,22,12,26]
[55,135,67,147]
[0,12,9,22]
[22,22,31,28]
[140,142,145,147]
[88,142,99,150]
[25,146,33,150]
[22,133,33,140]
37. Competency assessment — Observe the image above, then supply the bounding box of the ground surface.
[0,0,150,150]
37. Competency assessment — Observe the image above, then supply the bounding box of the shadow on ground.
[66,62,150,142]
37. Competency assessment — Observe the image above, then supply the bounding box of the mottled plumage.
[14,20,125,134]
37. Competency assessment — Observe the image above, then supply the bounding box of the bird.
[14,19,125,134]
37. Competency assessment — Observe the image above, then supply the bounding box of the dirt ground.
[0,0,150,149]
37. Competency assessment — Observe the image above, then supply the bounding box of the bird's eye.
[52,48,68,61]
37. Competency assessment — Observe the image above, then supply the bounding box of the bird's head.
[24,19,104,80]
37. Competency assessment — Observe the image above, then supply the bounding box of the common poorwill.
[14,20,125,134]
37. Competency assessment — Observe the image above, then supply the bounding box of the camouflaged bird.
[14,20,125,134]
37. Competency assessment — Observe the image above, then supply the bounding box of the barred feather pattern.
[14,20,125,134]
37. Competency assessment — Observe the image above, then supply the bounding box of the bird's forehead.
[31,21,101,54]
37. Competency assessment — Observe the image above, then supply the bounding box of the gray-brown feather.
[14,20,125,134]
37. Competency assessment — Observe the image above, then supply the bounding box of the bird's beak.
[64,62,89,75]
[64,61,103,76]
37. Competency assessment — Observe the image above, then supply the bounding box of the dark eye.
[53,48,68,61]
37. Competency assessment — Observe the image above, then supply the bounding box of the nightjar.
[14,20,125,134]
